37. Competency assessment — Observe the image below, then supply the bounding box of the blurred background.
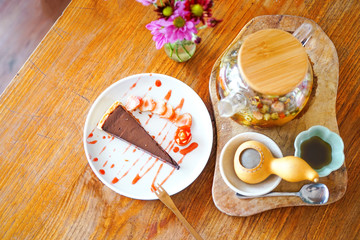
[0,0,70,94]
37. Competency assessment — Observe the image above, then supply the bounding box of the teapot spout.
[270,156,319,183]
[217,99,237,117]
[217,92,248,117]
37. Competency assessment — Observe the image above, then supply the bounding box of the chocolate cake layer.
[100,103,180,169]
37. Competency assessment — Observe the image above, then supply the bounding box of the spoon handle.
[236,192,297,199]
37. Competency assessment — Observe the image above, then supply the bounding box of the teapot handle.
[292,23,313,46]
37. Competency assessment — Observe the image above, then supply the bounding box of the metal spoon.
[236,183,329,204]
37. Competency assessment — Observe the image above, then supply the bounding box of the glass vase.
[164,40,196,62]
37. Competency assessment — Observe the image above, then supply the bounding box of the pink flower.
[164,1,198,43]
[146,1,198,48]
[186,0,214,24]
[146,19,172,49]
[165,18,197,43]
[172,0,189,18]
[136,0,157,6]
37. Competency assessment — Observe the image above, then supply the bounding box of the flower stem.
[168,43,174,57]
[175,44,182,62]
[181,42,192,58]
[197,24,208,30]
[159,0,163,6]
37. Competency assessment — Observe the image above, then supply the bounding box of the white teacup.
[219,132,282,196]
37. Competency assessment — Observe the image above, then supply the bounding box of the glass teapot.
[217,23,314,127]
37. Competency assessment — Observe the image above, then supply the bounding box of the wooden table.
[1,0,359,239]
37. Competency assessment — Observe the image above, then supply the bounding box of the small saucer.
[219,132,282,196]
[294,125,344,177]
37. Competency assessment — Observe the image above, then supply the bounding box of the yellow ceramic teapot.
[234,140,319,184]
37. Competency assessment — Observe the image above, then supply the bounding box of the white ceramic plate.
[83,73,213,200]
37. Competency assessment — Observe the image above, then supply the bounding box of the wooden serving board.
[209,15,347,216]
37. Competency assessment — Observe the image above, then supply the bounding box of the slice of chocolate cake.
[98,101,180,169]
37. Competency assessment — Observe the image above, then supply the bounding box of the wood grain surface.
[0,0,359,239]
[0,0,70,94]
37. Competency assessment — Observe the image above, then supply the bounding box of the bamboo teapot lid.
[238,29,308,96]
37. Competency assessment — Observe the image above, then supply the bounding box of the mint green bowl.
[294,125,345,177]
